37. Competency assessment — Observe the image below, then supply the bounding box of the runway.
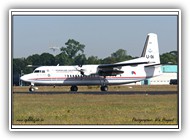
[13,90,178,95]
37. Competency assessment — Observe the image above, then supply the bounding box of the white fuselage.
[20,64,161,86]
[19,33,162,91]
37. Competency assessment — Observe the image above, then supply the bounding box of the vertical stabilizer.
[141,33,160,64]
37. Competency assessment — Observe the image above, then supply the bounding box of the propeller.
[75,66,85,76]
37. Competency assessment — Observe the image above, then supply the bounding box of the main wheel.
[100,85,108,91]
[70,85,78,92]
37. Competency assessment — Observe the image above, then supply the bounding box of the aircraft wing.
[97,60,150,76]
[98,61,149,69]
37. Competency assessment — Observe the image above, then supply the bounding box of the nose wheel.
[29,85,38,92]
[29,86,35,92]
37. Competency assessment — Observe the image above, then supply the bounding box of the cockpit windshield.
[33,70,46,73]
[34,70,40,73]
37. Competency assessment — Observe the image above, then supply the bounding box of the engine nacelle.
[98,69,124,76]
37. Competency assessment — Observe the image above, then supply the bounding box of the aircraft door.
[46,69,52,81]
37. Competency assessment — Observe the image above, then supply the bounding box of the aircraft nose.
[20,75,28,82]
[20,75,25,81]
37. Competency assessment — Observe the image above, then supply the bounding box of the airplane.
[20,33,162,92]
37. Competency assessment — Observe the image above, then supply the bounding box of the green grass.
[12,93,178,125]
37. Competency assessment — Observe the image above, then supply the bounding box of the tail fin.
[141,33,160,64]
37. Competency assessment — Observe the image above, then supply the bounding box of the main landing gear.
[100,85,108,91]
[70,85,78,92]
[100,76,108,91]
[70,85,108,92]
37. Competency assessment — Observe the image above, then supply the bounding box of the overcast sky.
[13,13,178,59]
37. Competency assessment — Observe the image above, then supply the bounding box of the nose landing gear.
[29,84,38,92]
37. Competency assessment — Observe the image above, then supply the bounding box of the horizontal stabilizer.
[144,64,161,67]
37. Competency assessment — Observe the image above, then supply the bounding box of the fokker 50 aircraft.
[20,33,162,92]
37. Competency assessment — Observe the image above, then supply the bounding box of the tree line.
[13,39,178,76]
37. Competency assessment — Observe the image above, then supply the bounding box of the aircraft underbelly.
[33,77,145,85]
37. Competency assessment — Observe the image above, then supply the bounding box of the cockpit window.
[34,70,40,73]
[33,70,46,73]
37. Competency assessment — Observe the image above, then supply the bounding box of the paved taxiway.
[13,91,177,95]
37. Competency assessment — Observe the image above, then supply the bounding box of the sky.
[13,13,178,59]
